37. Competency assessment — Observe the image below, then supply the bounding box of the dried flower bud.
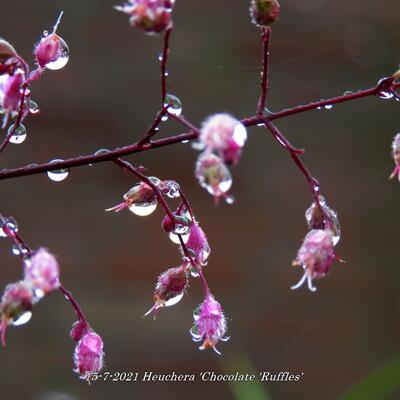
[190,294,229,355]
[305,196,341,245]
[200,114,247,165]
[115,0,175,34]
[74,331,104,381]
[185,220,210,267]
[106,177,160,216]
[0,281,34,346]
[389,133,400,181]
[250,0,280,27]
[195,152,233,203]
[70,320,89,342]
[145,266,189,317]
[291,229,338,292]
[24,248,60,295]
[0,38,17,64]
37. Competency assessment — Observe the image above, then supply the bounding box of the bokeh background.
[1,1,400,399]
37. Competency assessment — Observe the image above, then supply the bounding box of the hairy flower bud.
[115,0,175,34]
[200,114,247,165]
[145,266,189,317]
[250,0,280,27]
[389,133,400,181]
[291,229,338,292]
[0,281,34,346]
[24,248,60,295]
[70,320,89,342]
[0,69,24,115]
[195,152,233,203]
[305,196,341,245]
[74,331,104,381]
[185,220,210,267]
[190,294,229,355]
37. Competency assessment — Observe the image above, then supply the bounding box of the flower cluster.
[195,114,247,203]
[115,0,175,34]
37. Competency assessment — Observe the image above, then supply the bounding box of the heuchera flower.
[0,281,34,346]
[250,0,280,27]
[145,266,189,317]
[389,133,400,181]
[199,113,247,165]
[74,331,104,380]
[195,152,233,203]
[291,229,337,292]
[115,0,175,34]
[190,294,229,355]
[185,221,210,266]
[24,248,60,295]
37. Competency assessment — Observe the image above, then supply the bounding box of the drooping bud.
[190,294,229,355]
[0,281,34,346]
[305,196,341,245]
[74,331,104,381]
[195,152,233,203]
[0,69,25,115]
[24,248,60,295]
[0,38,17,64]
[199,114,247,165]
[185,220,210,267]
[115,0,175,34]
[34,12,69,71]
[106,177,160,216]
[250,0,280,27]
[389,133,400,181]
[291,229,338,292]
[144,266,189,317]
[70,320,89,342]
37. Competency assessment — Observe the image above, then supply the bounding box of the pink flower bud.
[389,133,400,181]
[1,69,24,114]
[24,248,60,295]
[74,331,104,380]
[190,294,229,355]
[145,266,189,317]
[291,229,338,292]
[106,177,160,216]
[115,0,175,34]
[185,221,210,266]
[0,281,34,346]
[195,152,233,203]
[250,0,280,27]
[0,38,17,64]
[200,114,247,165]
[70,320,90,342]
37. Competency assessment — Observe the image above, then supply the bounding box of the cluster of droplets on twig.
[1,0,400,382]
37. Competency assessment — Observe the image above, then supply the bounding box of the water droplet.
[324,104,333,110]
[164,292,184,307]
[33,288,45,303]
[8,123,27,144]
[94,148,110,156]
[29,100,40,115]
[129,202,157,216]
[47,159,69,182]
[378,91,393,100]
[169,231,190,245]
[182,140,189,144]
[164,181,180,198]
[189,265,200,278]
[43,30,49,37]
[158,53,163,62]
[225,195,235,205]
[233,123,247,147]
[257,123,265,127]
[12,311,32,326]
[45,35,69,70]
[161,115,169,122]
[0,217,18,237]
[343,91,353,96]
[12,244,29,256]
[164,94,182,116]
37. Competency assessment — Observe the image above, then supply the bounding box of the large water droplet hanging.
[169,231,190,244]
[29,100,40,115]
[164,292,184,307]
[164,181,180,198]
[8,124,27,144]
[164,94,182,116]
[233,123,247,147]
[378,91,394,100]
[45,35,69,70]
[47,159,69,182]
[129,202,157,217]
[12,311,32,326]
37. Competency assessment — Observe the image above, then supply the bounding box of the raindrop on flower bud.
[46,159,69,182]
[193,306,201,321]
[164,181,180,198]
[164,94,182,116]
[189,265,199,278]
[8,124,27,144]
[29,100,40,115]
[11,311,32,326]
[45,36,69,70]
[164,292,184,307]
[169,231,190,244]
[232,123,247,146]
[33,288,45,302]
[129,202,157,217]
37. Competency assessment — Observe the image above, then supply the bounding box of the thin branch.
[59,285,90,328]
[160,27,173,106]
[256,27,271,116]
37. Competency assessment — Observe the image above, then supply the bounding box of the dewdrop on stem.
[8,123,27,144]
[47,159,69,182]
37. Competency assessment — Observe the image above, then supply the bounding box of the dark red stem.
[160,27,173,106]
[59,285,89,328]
[256,27,271,116]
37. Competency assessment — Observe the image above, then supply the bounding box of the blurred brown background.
[0,0,400,399]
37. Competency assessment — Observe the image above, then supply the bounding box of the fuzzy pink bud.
[250,0,280,27]
[185,221,210,266]
[1,69,24,113]
[291,229,338,292]
[70,320,89,342]
[24,248,60,294]
[115,0,175,34]
[74,331,104,380]
[190,294,229,355]
[200,114,247,165]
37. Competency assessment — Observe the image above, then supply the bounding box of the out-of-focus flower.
[250,0,280,27]
[389,133,400,181]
